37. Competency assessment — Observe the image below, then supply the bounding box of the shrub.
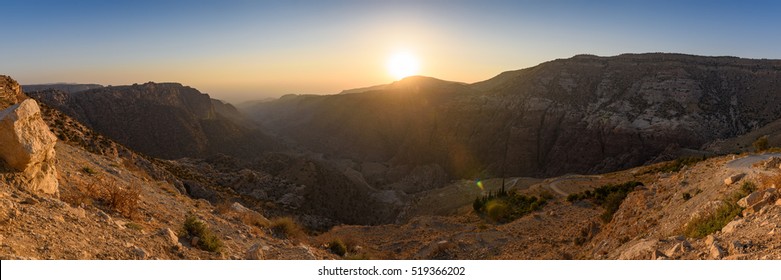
[683,202,742,238]
[182,216,223,252]
[753,135,769,152]
[642,157,705,174]
[683,181,756,238]
[327,239,347,256]
[473,190,546,223]
[270,217,305,240]
[567,181,643,223]
[682,192,692,201]
[106,184,140,219]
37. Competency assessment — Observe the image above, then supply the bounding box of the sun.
[387,51,420,80]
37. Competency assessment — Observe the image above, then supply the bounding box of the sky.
[2,0,781,102]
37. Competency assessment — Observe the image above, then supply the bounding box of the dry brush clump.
[269,216,305,240]
[61,175,140,219]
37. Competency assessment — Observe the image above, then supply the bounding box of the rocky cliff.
[28,82,280,160]
[245,54,781,179]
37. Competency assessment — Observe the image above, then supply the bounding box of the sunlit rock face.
[0,99,59,194]
[245,54,781,178]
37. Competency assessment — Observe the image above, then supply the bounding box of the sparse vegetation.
[126,222,143,231]
[327,239,347,256]
[682,192,692,201]
[753,135,769,152]
[473,189,546,223]
[566,181,644,223]
[683,181,756,238]
[270,217,305,240]
[60,176,140,219]
[642,156,706,174]
[81,166,98,175]
[182,216,223,252]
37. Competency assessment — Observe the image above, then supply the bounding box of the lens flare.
[476,180,484,190]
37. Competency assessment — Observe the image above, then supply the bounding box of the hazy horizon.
[3,0,781,103]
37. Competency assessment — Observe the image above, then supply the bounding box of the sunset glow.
[387,52,420,80]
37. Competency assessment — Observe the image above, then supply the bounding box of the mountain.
[243,54,781,181]
[22,83,104,94]
[27,82,280,160]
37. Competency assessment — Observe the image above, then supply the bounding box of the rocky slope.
[1,76,332,260]
[27,82,280,160]
[321,153,781,260]
[244,54,781,182]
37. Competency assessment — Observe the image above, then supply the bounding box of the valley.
[2,53,781,260]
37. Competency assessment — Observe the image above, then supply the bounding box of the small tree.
[753,135,769,152]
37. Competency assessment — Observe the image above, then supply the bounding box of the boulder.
[724,173,745,185]
[709,242,725,259]
[0,99,58,194]
[722,219,742,234]
[245,243,266,260]
[159,228,180,247]
[762,156,781,169]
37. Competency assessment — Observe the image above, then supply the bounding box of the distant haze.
[2,0,780,103]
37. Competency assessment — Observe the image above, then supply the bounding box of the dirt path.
[725,153,781,171]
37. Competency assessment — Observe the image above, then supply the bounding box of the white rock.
[0,99,58,194]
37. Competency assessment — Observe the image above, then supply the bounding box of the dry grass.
[60,176,140,220]
[759,172,781,189]
[269,217,305,240]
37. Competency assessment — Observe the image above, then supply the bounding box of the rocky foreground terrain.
[2,53,781,260]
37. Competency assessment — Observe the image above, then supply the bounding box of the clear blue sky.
[1,0,780,102]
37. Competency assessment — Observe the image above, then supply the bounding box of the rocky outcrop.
[0,99,58,194]
[1,75,27,109]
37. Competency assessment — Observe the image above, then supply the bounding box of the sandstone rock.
[230,202,251,213]
[0,99,58,194]
[724,173,745,185]
[159,228,180,246]
[665,243,682,258]
[652,250,667,260]
[709,242,725,259]
[131,246,147,260]
[705,235,717,247]
[618,239,658,260]
[722,219,742,234]
[737,192,762,208]
[762,157,781,169]
[190,237,200,247]
[0,200,19,223]
[245,243,265,260]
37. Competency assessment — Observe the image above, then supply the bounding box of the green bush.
[567,181,643,223]
[643,157,706,174]
[182,216,223,252]
[683,202,742,238]
[473,190,546,223]
[683,181,756,238]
